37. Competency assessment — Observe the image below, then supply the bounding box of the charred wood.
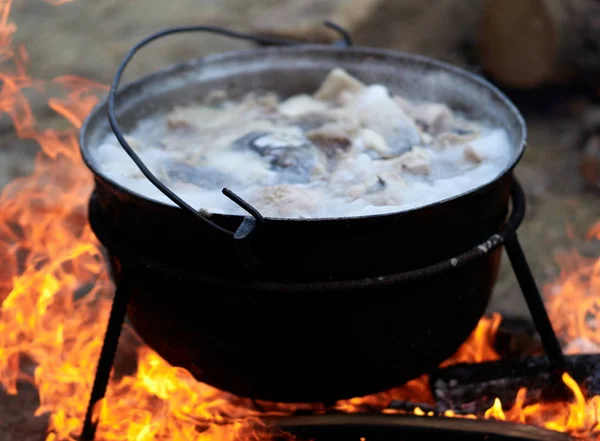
[431,354,600,415]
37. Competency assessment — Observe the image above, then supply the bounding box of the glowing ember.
[0,1,599,440]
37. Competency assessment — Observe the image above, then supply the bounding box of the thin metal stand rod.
[80,281,131,441]
[504,234,565,372]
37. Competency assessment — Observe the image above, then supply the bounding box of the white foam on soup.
[92,68,514,219]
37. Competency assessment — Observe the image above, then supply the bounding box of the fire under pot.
[76,24,570,441]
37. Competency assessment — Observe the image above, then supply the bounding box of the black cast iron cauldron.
[79,26,526,403]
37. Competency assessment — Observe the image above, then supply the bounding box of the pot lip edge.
[79,44,527,224]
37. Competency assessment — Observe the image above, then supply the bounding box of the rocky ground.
[0,0,599,439]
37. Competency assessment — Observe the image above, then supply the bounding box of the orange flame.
[475,373,600,438]
[0,1,599,440]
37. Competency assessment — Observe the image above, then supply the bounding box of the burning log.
[430,354,600,415]
[479,0,600,88]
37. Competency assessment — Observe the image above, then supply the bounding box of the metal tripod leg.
[80,282,131,441]
[504,234,565,372]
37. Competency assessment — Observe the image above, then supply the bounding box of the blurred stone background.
[1,0,599,324]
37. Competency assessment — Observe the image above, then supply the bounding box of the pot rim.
[79,44,527,224]
[89,179,525,292]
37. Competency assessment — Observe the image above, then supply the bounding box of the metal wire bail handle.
[107,22,353,249]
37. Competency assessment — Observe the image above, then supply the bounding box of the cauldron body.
[80,46,526,403]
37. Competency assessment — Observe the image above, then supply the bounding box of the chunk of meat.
[363,172,407,207]
[306,123,353,158]
[243,91,279,112]
[247,184,319,218]
[351,85,421,154]
[279,94,330,118]
[433,131,480,148]
[167,118,194,132]
[358,128,392,158]
[410,103,453,134]
[464,145,483,164]
[314,68,366,102]
[391,146,431,175]
[348,175,388,199]
[338,90,357,106]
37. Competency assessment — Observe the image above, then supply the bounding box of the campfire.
[1,1,600,440]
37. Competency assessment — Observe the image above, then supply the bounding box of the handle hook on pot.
[107,22,353,263]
